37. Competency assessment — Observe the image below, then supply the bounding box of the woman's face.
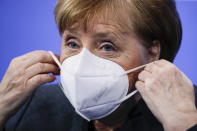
[59,19,153,91]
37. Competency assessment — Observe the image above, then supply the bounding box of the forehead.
[63,0,134,35]
[66,22,127,35]
[64,12,134,39]
[64,26,130,43]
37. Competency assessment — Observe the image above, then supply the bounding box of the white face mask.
[49,48,150,121]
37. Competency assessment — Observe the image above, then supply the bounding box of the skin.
[0,12,197,131]
[59,22,153,130]
[136,60,197,131]
[0,51,60,129]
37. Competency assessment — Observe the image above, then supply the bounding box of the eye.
[67,41,80,49]
[100,42,116,51]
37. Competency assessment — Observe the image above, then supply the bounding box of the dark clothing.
[4,84,197,131]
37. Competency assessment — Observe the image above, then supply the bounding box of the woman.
[0,0,196,130]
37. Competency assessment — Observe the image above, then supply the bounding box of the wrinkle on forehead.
[65,22,132,42]
[64,18,135,43]
[63,0,135,37]
[90,23,132,41]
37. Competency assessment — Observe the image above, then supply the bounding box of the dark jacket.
[4,84,197,131]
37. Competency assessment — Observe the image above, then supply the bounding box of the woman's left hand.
[135,59,197,131]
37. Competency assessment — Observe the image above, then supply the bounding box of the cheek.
[60,50,76,64]
[60,55,66,64]
[116,47,148,92]
[128,72,140,92]
[125,55,144,92]
[60,48,71,64]
[60,46,67,64]
[60,42,75,64]
[60,41,66,64]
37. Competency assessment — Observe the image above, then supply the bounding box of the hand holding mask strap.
[48,51,64,91]
[48,51,62,69]
[122,63,152,75]
[117,62,154,103]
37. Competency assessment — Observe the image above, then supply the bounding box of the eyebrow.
[92,31,129,41]
[93,33,111,38]
[65,28,130,41]
[65,28,80,36]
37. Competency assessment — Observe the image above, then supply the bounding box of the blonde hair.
[55,0,182,62]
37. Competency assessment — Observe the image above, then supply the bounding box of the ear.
[147,40,161,62]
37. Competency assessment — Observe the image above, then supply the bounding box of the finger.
[7,51,59,73]
[4,57,27,79]
[138,70,152,81]
[26,74,56,91]
[21,51,60,69]
[154,59,171,67]
[25,63,60,79]
[144,63,158,73]
[135,80,145,93]
[16,50,60,62]
[2,68,26,85]
[4,51,60,80]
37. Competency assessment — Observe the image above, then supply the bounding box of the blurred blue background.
[0,0,196,84]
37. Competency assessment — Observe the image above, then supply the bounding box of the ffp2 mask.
[49,48,150,121]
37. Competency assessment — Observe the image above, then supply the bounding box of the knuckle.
[160,59,167,62]
[138,73,143,80]
[138,73,142,79]
[146,78,154,86]
[39,53,49,61]
[135,81,140,88]
[16,69,26,77]
[145,64,153,72]
[161,59,172,66]
[9,57,24,71]
[9,77,24,88]
[158,63,176,75]
[166,64,177,73]
[18,69,26,76]
[31,50,49,61]
[40,53,48,60]
[11,57,20,64]
[9,69,25,79]
[135,81,140,86]
[144,65,150,70]
[160,59,168,63]
[138,71,147,79]
[141,70,147,75]
[157,59,166,66]
[37,63,45,71]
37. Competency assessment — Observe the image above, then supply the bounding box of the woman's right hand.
[0,51,59,127]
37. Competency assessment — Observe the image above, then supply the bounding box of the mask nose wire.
[48,51,62,69]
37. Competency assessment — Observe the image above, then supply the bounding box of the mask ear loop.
[48,51,62,69]
[118,90,138,103]
[121,62,153,75]
[48,51,63,90]
[118,62,154,103]
[48,51,76,107]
